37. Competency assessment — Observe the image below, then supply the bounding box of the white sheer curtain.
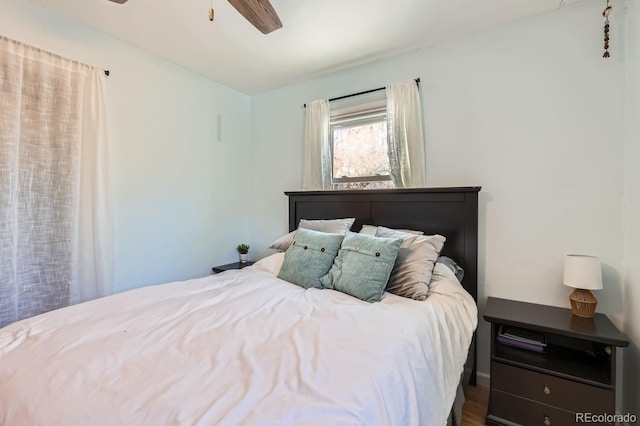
[386,79,426,188]
[0,36,113,327]
[302,99,331,190]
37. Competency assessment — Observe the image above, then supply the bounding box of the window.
[303,80,423,191]
[330,106,395,190]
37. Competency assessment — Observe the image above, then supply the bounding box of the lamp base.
[569,288,598,318]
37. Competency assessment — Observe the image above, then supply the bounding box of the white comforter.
[0,257,477,426]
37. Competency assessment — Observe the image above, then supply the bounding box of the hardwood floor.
[461,384,489,426]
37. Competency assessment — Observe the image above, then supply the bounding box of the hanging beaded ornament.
[603,0,612,58]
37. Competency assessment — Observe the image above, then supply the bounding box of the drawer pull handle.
[544,415,551,426]
[543,385,551,395]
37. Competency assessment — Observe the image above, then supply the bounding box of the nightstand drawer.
[492,362,613,414]
[490,390,612,426]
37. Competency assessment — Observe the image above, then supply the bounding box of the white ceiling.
[29,0,585,94]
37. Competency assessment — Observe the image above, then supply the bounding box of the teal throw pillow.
[320,232,402,302]
[278,228,344,289]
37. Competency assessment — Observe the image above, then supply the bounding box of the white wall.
[249,1,627,378]
[624,0,640,413]
[0,0,252,293]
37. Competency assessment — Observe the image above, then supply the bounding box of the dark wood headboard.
[285,187,480,302]
[285,186,481,384]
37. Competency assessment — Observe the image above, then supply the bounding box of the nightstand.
[484,297,628,426]
[211,261,253,274]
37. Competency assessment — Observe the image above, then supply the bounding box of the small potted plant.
[237,244,250,263]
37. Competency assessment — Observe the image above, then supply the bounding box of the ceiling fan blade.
[228,0,282,34]
[107,0,128,3]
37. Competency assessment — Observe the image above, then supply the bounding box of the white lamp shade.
[563,254,603,290]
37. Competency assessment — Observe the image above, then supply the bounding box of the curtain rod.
[1,35,111,77]
[303,78,420,108]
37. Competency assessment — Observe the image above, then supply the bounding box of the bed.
[0,187,480,426]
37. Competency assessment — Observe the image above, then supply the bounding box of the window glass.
[330,109,394,190]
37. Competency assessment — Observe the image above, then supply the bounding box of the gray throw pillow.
[437,256,465,282]
[320,232,402,303]
[278,228,344,289]
[269,218,355,251]
[377,230,446,301]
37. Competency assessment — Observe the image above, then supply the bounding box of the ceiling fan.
[107,0,283,34]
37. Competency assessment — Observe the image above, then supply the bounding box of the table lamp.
[563,254,603,319]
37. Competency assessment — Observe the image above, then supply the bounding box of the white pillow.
[358,224,379,236]
[269,218,355,251]
[359,225,424,237]
[269,231,297,252]
[251,252,285,276]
